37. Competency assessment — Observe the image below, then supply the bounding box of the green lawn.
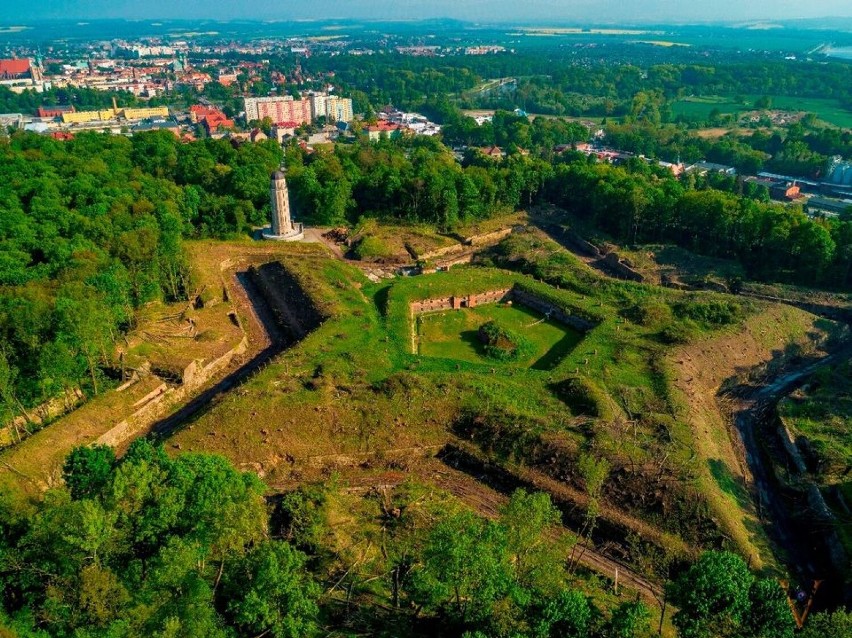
[416,303,583,370]
[671,96,744,120]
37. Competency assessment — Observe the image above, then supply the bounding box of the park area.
[416,302,583,369]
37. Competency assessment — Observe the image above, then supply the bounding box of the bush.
[623,299,674,328]
[674,298,741,326]
[657,320,700,345]
[550,375,612,419]
[478,320,530,362]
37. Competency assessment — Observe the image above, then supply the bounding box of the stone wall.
[466,227,514,246]
[249,262,326,342]
[95,334,249,449]
[599,252,645,283]
[409,289,513,315]
[510,289,598,332]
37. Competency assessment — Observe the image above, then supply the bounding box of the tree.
[800,608,852,638]
[62,444,116,500]
[409,511,514,626]
[670,551,753,638]
[607,600,651,638]
[533,589,592,638]
[223,542,321,638]
[500,490,570,594]
[745,578,795,638]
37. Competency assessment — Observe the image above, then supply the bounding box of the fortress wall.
[466,227,514,246]
[249,262,325,342]
[410,296,455,314]
[409,286,594,353]
[510,289,597,332]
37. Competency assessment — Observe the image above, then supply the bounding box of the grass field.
[671,96,745,120]
[417,303,582,369]
[765,95,852,129]
[671,95,852,129]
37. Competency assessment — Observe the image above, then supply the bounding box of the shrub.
[623,299,673,328]
[478,320,530,362]
[673,298,741,326]
[657,320,700,345]
[549,375,612,419]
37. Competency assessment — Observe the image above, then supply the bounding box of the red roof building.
[191,105,235,134]
[38,105,75,118]
[0,59,32,80]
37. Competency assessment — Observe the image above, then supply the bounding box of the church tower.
[263,169,304,241]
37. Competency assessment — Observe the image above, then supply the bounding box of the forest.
[283,134,851,289]
[2,441,847,637]
[0,130,282,425]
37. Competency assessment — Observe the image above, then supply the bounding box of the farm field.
[416,302,583,369]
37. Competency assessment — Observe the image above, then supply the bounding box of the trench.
[721,343,852,608]
[150,262,322,441]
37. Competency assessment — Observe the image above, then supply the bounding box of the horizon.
[4,0,852,26]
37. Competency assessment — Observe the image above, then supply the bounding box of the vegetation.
[478,319,529,361]
[0,441,321,637]
[417,303,580,369]
[669,551,794,638]
[0,130,282,426]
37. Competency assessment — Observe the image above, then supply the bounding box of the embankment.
[667,302,848,575]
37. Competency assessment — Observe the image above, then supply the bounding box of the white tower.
[263,170,304,241]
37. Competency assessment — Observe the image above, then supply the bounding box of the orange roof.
[0,59,30,76]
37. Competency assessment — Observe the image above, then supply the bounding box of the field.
[417,303,583,369]
[671,96,743,120]
[764,95,852,129]
[671,94,852,129]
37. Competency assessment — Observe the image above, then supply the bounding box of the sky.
[3,0,852,24]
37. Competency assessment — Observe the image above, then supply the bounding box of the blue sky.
[4,0,852,23]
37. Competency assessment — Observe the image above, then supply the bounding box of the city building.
[272,122,299,143]
[190,105,234,134]
[244,96,312,125]
[806,197,852,218]
[0,58,44,93]
[0,59,38,81]
[308,94,354,123]
[61,102,168,124]
[37,105,75,118]
[689,161,737,176]
[363,121,404,141]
